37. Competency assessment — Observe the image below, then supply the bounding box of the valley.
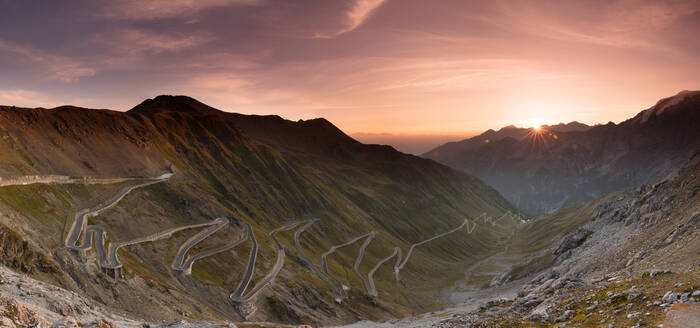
[0,168,519,325]
[424,91,700,215]
[2,2,699,326]
[0,92,696,327]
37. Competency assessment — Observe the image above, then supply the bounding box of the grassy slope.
[0,105,521,323]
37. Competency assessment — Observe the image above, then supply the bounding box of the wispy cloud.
[97,0,261,20]
[314,0,386,38]
[0,41,95,83]
[0,89,51,107]
[346,0,386,33]
[0,89,97,108]
[1,0,699,136]
[491,0,700,51]
[93,29,214,55]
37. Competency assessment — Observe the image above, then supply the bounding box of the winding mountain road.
[367,247,400,296]
[64,174,173,248]
[40,167,522,304]
[103,220,220,270]
[230,221,302,302]
[321,231,377,300]
[389,212,518,283]
[301,215,490,298]
[393,218,470,281]
[54,170,305,303]
[353,231,379,293]
[171,218,248,274]
[62,173,223,274]
[0,175,145,187]
[294,219,346,302]
[228,223,257,300]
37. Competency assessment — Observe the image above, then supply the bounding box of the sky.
[1,0,699,153]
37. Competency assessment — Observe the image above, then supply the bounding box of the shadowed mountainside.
[0,95,519,326]
[424,90,700,215]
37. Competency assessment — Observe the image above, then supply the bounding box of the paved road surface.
[293,219,346,302]
[230,221,302,302]
[394,219,470,281]
[321,231,376,300]
[171,218,236,274]
[103,220,219,269]
[230,223,257,299]
[353,231,378,294]
[62,173,220,272]
[179,228,249,275]
[65,175,172,248]
[52,169,520,304]
[390,212,516,283]
[367,247,400,296]
[0,175,142,187]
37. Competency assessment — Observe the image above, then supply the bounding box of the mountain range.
[0,92,697,327]
[0,95,518,326]
[424,90,700,214]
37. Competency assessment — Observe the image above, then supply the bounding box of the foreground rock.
[664,303,700,328]
[0,265,315,328]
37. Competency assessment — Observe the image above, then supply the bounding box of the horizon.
[0,2,699,325]
[1,1,700,150]
[0,90,691,154]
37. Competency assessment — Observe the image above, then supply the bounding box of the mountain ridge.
[0,96,519,325]
[423,90,700,214]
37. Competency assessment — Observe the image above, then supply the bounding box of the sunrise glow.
[0,1,698,152]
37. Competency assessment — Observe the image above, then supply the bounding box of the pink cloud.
[0,41,95,83]
[314,0,386,38]
[98,0,262,20]
[94,29,214,55]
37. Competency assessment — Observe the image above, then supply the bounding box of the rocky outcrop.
[0,225,58,275]
[554,228,591,257]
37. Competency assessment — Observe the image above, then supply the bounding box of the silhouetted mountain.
[543,121,591,132]
[423,90,700,214]
[129,95,222,115]
[425,125,531,164]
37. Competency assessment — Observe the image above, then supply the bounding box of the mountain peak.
[128,95,221,115]
[633,89,700,124]
[543,121,591,132]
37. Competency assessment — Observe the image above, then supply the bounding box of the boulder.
[555,310,573,322]
[664,291,679,304]
[648,269,671,277]
[554,229,591,256]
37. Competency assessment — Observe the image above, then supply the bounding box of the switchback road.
[230,221,302,303]
[353,231,378,294]
[321,231,377,300]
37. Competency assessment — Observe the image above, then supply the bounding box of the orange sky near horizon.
[1,0,699,141]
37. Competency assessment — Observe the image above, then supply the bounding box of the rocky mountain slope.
[0,96,520,326]
[423,90,700,215]
[347,149,700,328]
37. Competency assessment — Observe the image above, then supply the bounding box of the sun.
[525,118,546,132]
